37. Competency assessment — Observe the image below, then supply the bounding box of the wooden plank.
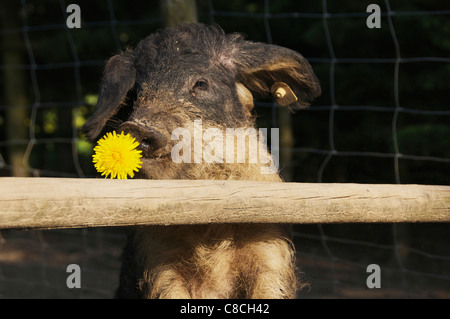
[0,177,449,230]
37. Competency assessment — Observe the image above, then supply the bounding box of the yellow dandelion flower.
[92,131,142,179]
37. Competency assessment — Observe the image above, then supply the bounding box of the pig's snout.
[119,122,167,158]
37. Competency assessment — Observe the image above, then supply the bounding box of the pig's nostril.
[140,138,153,151]
[138,134,166,158]
[138,138,156,157]
[119,122,167,158]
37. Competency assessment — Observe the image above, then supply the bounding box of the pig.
[83,23,320,298]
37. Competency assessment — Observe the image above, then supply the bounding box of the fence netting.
[0,0,449,298]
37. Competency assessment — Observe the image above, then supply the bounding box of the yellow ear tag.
[271,82,298,106]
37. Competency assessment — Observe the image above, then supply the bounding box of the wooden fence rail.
[0,177,449,230]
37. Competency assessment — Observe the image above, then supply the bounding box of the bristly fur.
[83,23,320,299]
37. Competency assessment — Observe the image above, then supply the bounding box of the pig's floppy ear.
[83,52,136,141]
[235,42,321,111]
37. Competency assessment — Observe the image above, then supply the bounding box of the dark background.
[0,0,449,298]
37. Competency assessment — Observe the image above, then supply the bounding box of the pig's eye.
[192,80,209,95]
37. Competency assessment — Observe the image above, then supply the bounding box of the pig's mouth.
[119,122,171,160]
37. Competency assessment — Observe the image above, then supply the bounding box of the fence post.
[1,178,449,230]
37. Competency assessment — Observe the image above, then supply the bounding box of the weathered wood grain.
[0,177,448,230]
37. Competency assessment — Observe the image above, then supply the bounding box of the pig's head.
[83,23,321,179]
